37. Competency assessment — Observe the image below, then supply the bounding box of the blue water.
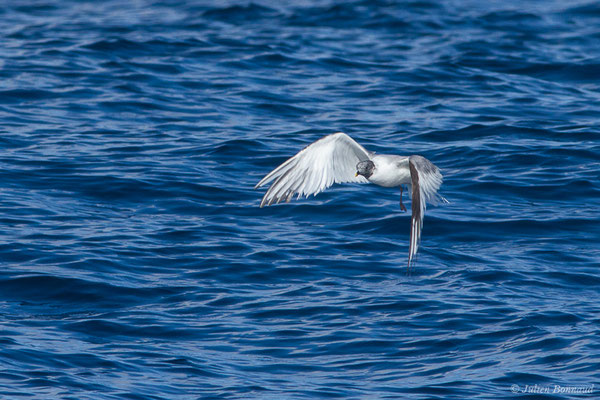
[1,0,599,399]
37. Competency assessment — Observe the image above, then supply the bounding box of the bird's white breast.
[368,155,411,187]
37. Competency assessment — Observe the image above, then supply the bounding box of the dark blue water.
[1,0,599,399]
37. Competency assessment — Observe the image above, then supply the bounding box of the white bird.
[255,132,446,268]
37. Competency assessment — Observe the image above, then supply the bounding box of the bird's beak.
[355,172,359,177]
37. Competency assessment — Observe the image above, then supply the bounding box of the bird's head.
[355,160,375,179]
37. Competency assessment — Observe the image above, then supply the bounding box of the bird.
[255,132,446,268]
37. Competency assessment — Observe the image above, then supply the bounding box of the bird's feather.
[255,132,371,207]
[407,155,445,267]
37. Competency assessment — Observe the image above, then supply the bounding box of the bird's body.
[255,132,446,267]
[367,155,411,187]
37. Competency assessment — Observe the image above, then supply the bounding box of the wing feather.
[407,155,446,267]
[256,132,371,207]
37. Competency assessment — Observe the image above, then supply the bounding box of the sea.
[1,1,599,399]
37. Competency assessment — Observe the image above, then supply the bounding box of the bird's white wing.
[408,155,446,267]
[255,132,371,207]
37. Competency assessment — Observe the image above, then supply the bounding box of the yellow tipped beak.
[355,172,359,177]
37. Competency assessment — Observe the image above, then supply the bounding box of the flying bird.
[255,132,446,267]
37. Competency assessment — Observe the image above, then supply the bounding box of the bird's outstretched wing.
[255,132,371,207]
[408,155,446,267]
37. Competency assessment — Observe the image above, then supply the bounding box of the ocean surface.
[1,0,599,399]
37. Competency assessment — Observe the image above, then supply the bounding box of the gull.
[255,132,446,267]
